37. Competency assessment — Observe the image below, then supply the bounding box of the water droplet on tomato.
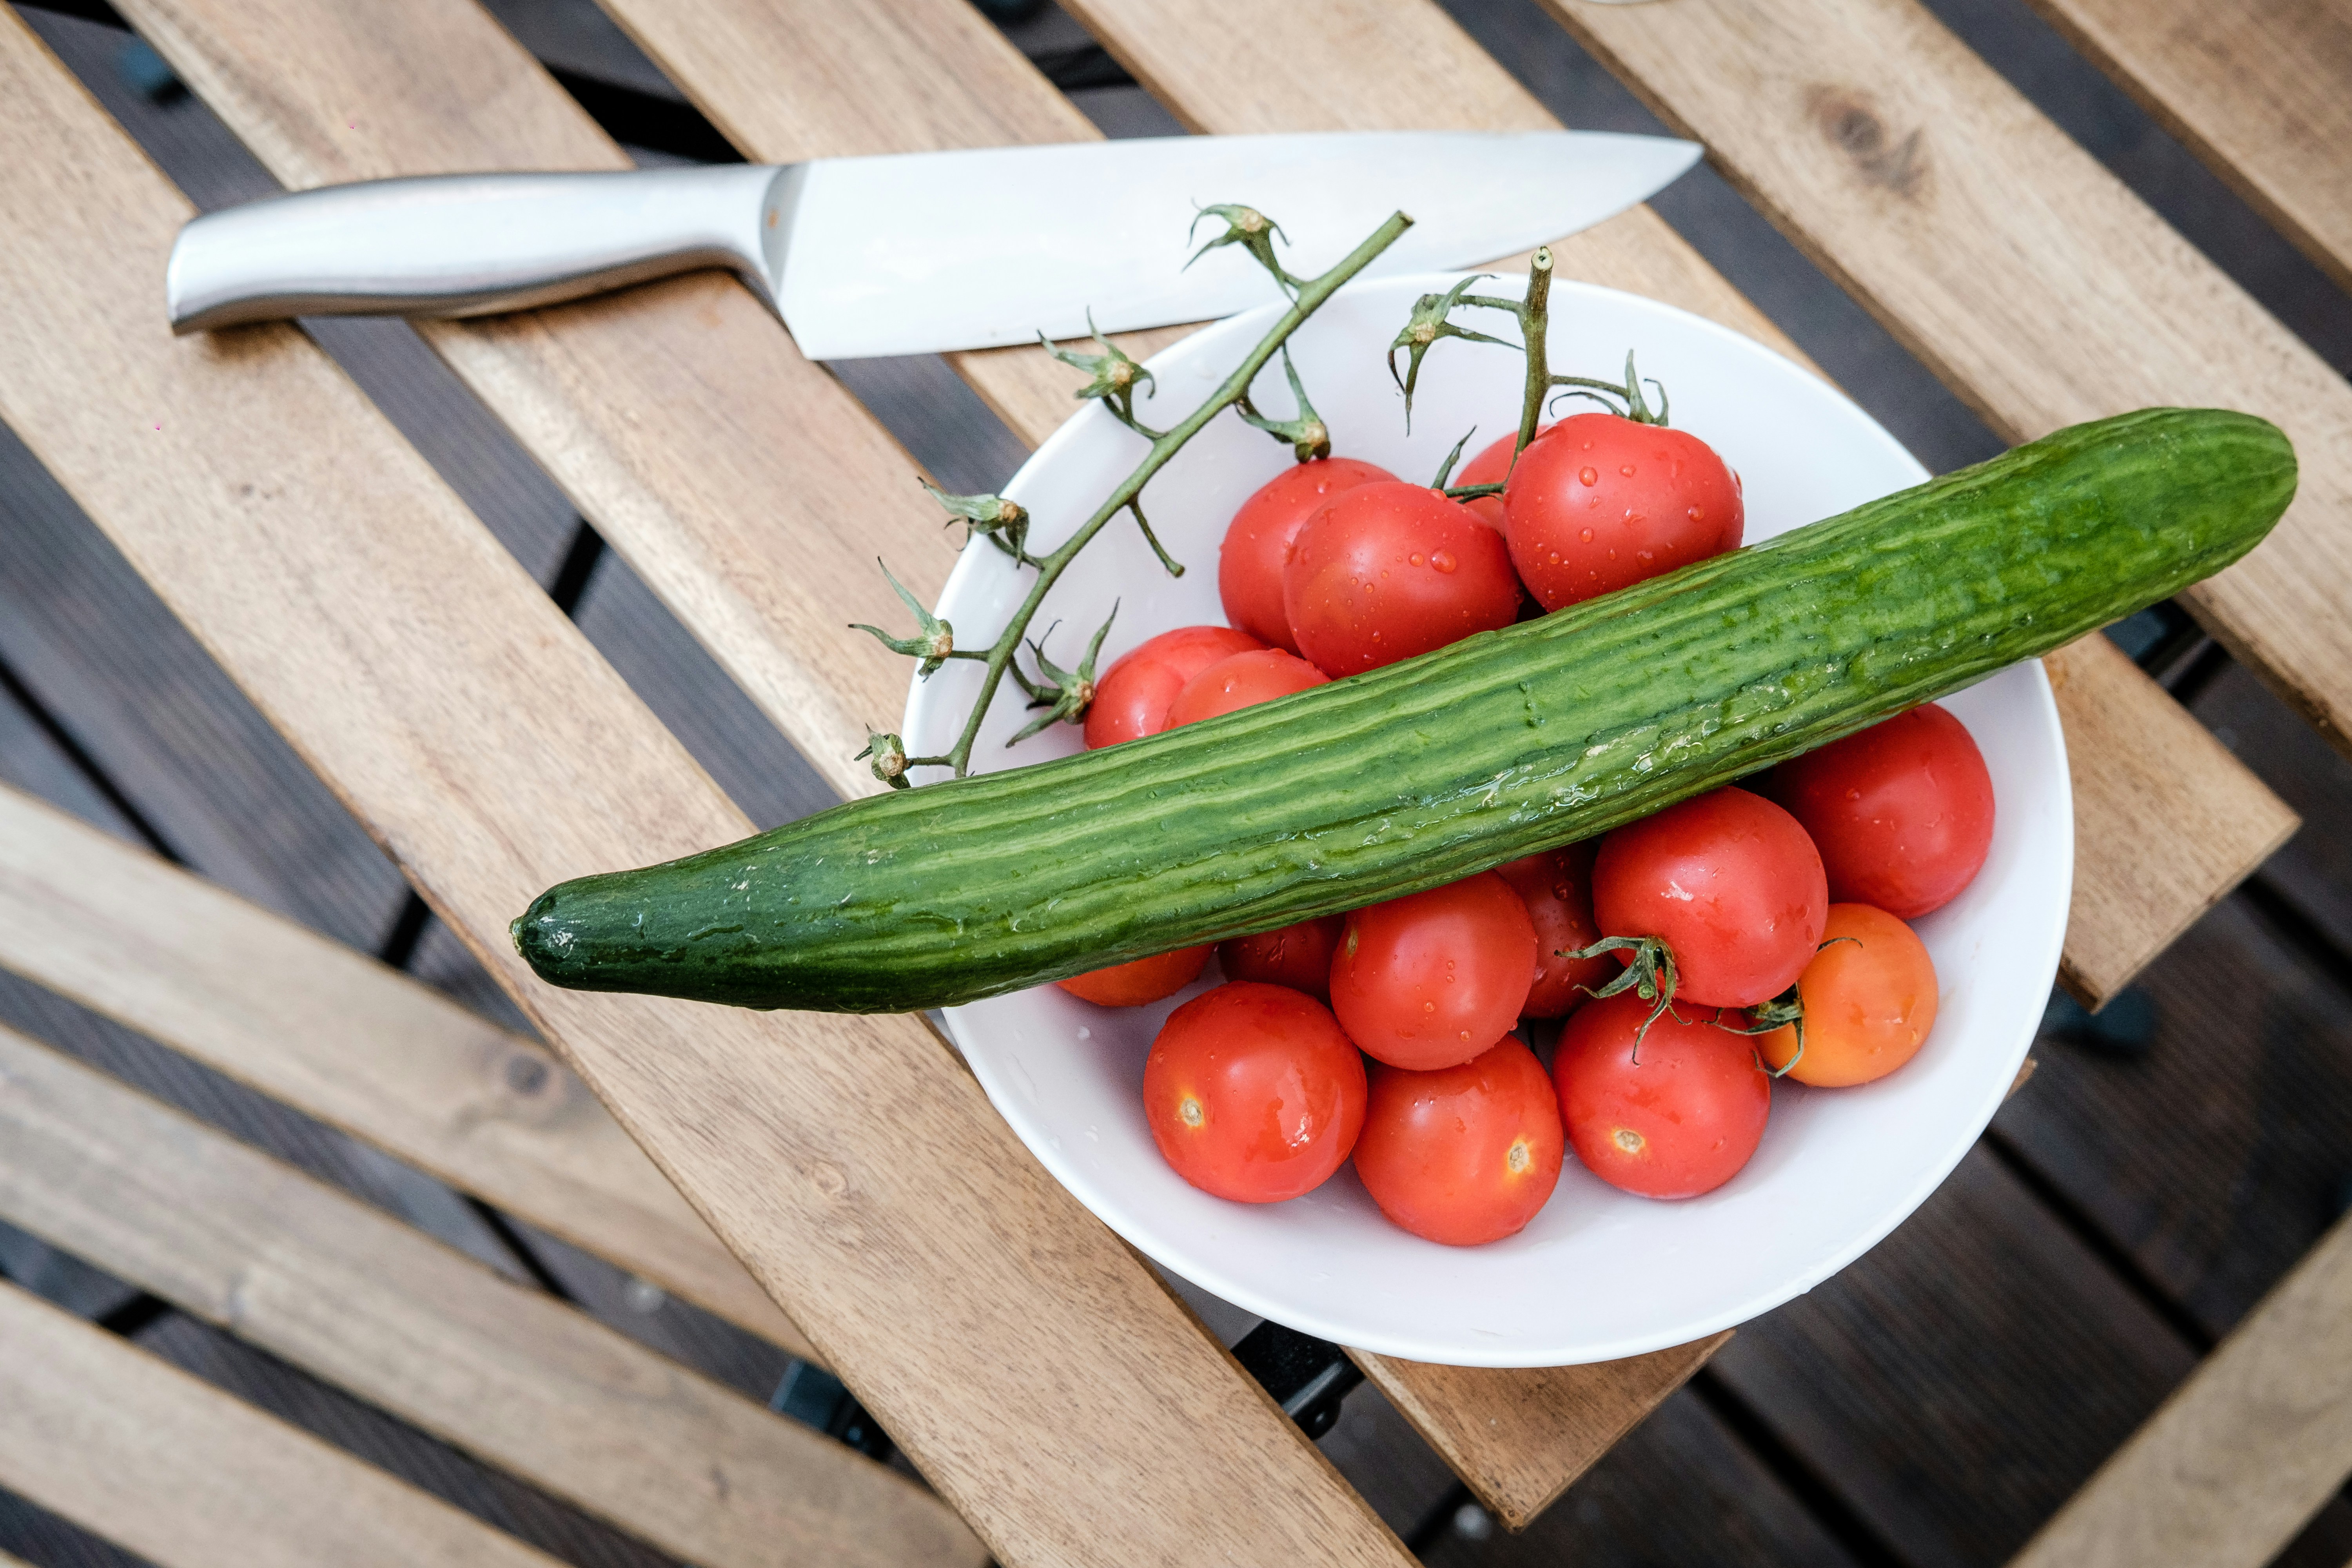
[1578,466,1599,486]
[1409,552,1424,566]
[1430,550,1457,574]
[1620,464,1636,477]
[1579,527,1593,543]
[1688,506,1705,523]
[1422,1000,1436,1014]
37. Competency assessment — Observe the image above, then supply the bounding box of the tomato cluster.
[1057,415,1996,1245]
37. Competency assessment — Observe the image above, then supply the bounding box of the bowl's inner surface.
[907,275,2068,1367]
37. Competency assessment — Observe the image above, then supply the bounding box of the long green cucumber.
[514,408,2293,1013]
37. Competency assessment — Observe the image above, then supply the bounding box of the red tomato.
[1283,481,1522,677]
[1501,412,1743,610]
[1218,916,1346,1003]
[1495,845,1613,1018]
[1329,872,1536,1070]
[1451,424,1554,529]
[1354,1039,1564,1245]
[1164,648,1329,727]
[1083,625,1264,749]
[1764,703,1995,919]
[1758,904,1938,1087]
[1143,982,1368,1203]
[1057,945,1210,1007]
[1218,457,1395,652]
[1554,991,1769,1199]
[1592,787,1827,1008]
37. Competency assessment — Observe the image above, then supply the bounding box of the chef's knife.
[166,131,1699,359]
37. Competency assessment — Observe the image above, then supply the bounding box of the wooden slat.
[0,1277,561,1568]
[1350,1334,1729,1531]
[1530,0,2352,762]
[2019,0,2352,298]
[0,1020,980,1567]
[0,779,815,1362]
[2042,635,2299,1003]
[0,20,1406,1568]
[2010,1210,2352,1566]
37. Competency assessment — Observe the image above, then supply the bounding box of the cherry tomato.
[1283,481,1522,677]
[1083,625,1264,749]
[1758,904,1938,1087]
[1329,872,1536,1070]
[1554,991,1769,1199]
[1592,787,1827,1008]
[1218,457,1395,652]
[1143,982,1368,1203]
[1451,424,1554,529]
[1495,844,1613,1018]
[1218,916,1346,1003]
[1354,1039,1564,1245]
[1165,648,1329,727]
[1501,412,1743,610]
[1058,945,1210,1007]
[1764,703,1995,919]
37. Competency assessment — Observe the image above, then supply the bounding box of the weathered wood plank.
[0,779,815,1361]
[2043,635,2298,1004]
[0,1277,562,1568]
[0,20,1408,1568]
[0,1019,980,1568]
[1531,0,2352,761]
[2018,0,2352,298]
[2010,1209,2352,1568]
[1350,1335,1728,1531]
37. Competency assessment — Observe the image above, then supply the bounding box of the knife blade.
[166,131,1699,359]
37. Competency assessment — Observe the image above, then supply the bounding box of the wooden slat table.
[107,0,2301,1524]
[0,18,1407,1566]
[0,0,2343,1557]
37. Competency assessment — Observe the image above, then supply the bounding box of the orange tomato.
[1757,904,1937,1087]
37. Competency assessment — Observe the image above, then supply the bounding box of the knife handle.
[166,165,801,334]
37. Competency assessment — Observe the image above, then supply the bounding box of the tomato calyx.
[1235,346,1332,462]
[1387,274,1514,429]
[1548,348,1673,428]
[922,479,1035,566]
[1562,933,1683,1059]
[1729,983,1807,1079]
[1008,606,1118,744]
[1713,937,1866,1079]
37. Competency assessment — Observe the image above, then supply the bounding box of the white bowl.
[904,274,2069,1366]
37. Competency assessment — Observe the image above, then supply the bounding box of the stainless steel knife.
[166,131,1700,360]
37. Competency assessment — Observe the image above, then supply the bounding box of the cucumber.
[514,408,2293,1013]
